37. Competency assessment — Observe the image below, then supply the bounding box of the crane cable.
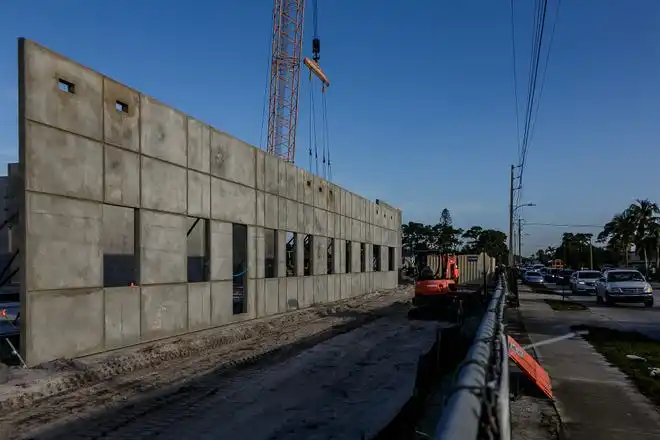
[306,0,332,180]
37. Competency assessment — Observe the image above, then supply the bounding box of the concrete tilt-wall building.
[16,39,402,366]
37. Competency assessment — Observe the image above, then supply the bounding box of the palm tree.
[626,199,660,272]
[598,212,635,265]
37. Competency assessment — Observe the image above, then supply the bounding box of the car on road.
[523,270,545,286]
[569,270,601,294]
[595,269,654,307]
[556,269,574,285]
[544,268,560,283]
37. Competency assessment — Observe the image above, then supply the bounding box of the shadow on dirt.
[20,298,414,440]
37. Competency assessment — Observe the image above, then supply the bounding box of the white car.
[595,269,654,307]
[569,270,601,294]
[524,271,544,285]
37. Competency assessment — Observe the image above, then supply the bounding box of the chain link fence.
[434,270,510,440]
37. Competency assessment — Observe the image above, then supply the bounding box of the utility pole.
[590,237,593,270]
[518,218,522,264]
[508,165,514,266]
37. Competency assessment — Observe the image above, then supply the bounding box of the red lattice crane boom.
[266,0,329,164]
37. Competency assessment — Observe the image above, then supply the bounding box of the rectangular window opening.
[346,241,352,273]
[58,78,75,94]
[102,205,138,288]
[388,246,395,271]
[115,100,129,113]
[327,238,335,275]
[303,234,312,276]
[187,217,210,283]
[360,243,366,272]
[232,223,248,315]
[265,228,277,278]
[374,244,382,272]
[285,232,297,276]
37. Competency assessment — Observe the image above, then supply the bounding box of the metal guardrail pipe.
[498,332,511,440]
[434,274,509,440]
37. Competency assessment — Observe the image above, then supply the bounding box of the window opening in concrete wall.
[373,244,382,272]
[388,247,395,271]
[102,205,137,288]
[327,238,335,274]
[115,100,128,113]
[346,241,352,273]
[58,78,75,94]
[265,228,277,278]
[187,217,209,283]
[303,234,312,276]
[360,243,366,272]
[232,223,248,315]
[285,232,296,276]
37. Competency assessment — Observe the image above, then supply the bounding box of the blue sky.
[1,0,660,255]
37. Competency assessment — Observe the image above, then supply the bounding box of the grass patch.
[544,299,587,311]
[580,326,660,407]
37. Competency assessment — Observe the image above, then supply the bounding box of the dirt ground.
[510,395,560,440]
[0,286,413,439]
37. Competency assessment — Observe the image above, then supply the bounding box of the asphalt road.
[544,282,660,340]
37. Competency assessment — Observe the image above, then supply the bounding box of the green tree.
[597,212,635,265]
[627,199,660,272]
[431,209,463,252]
[461,226,508,263]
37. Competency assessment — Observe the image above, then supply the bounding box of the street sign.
[467,256,478,263]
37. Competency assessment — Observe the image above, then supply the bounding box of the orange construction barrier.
[508,335,553,399]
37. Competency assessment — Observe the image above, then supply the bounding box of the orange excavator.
[411,251,462,319]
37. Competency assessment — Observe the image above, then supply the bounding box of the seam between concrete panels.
[101,75,107,347]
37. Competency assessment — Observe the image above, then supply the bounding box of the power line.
[523,222,606,228]
[512,0,562,210]
[509,0,521,158]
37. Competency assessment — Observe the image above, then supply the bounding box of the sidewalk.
[518,287,660,440]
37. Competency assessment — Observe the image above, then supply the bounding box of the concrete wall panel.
[104,286,140,349]
[264,193,278,229]
[140,96,186,166]
[285,162,297,200]
[187,170,211,218]
[210,131,256,188]
[188,283,212,331]
[210,281,233,325]
[211,177,255,224]
[286,277,298,310]
[210,220,232,280]
[27,288,104,365]
[105,144,140,206]
[26,122,103,201]
[141,156,187,214]
[26,193,102,291]
[140,210,186,284]
[23,40,103,140]
[187,118,210,173]
[140,284,188,340]
[104,79,140,152]
[18,39,403,366]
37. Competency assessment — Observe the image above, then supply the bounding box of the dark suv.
[556,269,574,285]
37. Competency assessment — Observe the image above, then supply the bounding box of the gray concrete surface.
[519,286,660,440]
[16,38,403,365]
[544,282,660,340]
